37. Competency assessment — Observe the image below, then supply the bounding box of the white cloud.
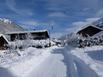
[95,10,103,17]
[6,0,33,16]
[66,27,77,33]
[46,0,101,19]
[66,17,100,33]
[48,12,67,18]
[21,21,38,26]
[72,18,99,27]
[81,0,98,9]
[18,20,39,29]
[72,21,86,27]
[86,18,99,22]
[19,20,50,27]
[51,32,63,38]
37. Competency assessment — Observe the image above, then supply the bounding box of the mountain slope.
[92,18,103,28]
[0,18,24,33]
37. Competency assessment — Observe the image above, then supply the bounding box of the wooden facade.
[0,35,8,50]
[6,30,50,41]
[77,26,102,37]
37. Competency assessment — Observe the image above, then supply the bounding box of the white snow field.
[0,45,103,77]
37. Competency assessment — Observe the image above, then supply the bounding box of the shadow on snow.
[0,67,16,77]
[86,50,103,62]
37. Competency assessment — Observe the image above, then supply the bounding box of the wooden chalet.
[5,30,50,41]
[77,25,103,37]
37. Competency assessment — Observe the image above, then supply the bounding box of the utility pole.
[49,21,54,35]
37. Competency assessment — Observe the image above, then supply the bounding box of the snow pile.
[31,39,51,47]
[0,47,47,66]
[0,46,57,77]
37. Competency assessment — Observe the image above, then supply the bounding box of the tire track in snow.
[73,56,99,77]
[26,46,99,77]
[53,46,99,77]
[26,52,66,77]
[52,47,78,77]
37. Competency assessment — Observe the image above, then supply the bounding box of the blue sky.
[0,0,103,37]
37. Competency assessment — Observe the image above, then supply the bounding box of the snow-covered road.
[25,46,99,77]
[0,46,102,77]
[26,53,66,77]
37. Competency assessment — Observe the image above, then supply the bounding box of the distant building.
[5,30,50,41]
[77,25,103,38]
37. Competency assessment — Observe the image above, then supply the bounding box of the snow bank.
[0,46,57,77]
[71,46,103,77]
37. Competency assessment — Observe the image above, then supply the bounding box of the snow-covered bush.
[8,39,52,51]
[77,35,103,48]
[50,38,64,47]
[61,33,80,47]
[60,32,103,48]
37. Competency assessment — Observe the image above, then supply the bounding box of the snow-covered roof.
[76,25,103,37]
[0,34,9,44]
[75,18,103,33]
[5,30,48,34]
[77,24,103,32]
